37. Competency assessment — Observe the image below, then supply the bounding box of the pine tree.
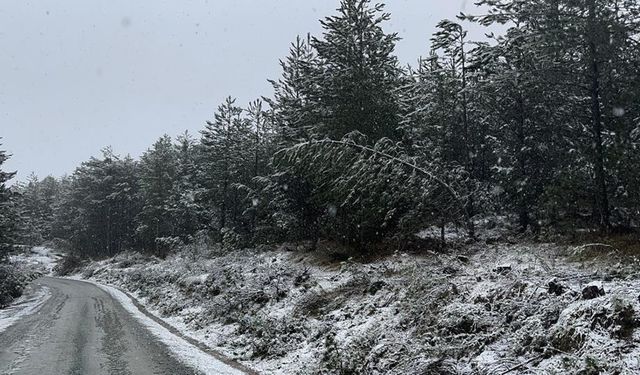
[275,134,471,248]
[310,0,402,141]
[469,0,640,230]
[430,19,473,168]
[244,99,277,235]
[266,35,318,145]
[0,142,17,260]
[200,97,253,236]
[61,149,140,257]
[426,19,485,236]
[246,99,275,180]
[136,135,178,253]
[14,174,61,244]
[400,49,467,165]
[168,131,202,242]
[468,24,561,231]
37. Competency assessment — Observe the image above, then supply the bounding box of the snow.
[74,240,640,374]
[74,277,245,375]
[0,246,59,329]
[9,246,61,275]
[0,285,51,334]
[417,224,463,241]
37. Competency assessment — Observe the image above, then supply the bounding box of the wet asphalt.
[0,277,201,375]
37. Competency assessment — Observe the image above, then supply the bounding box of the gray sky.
[1,0,494,183]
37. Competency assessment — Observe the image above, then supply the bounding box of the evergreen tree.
[430,19,473,168]
[200,97,253,236]
[266,35,318,145]
[275,134,471,248]
[13,174,61,244]
[60,149,140,257]
[244,99,277,235]
[168,131,202,242]
[427,19,485,236]
[246,99,275,180]
[0,142,17,260]
[400,52,459,160]
[310,0,402,141]
[469,0,640,230]
[136,135,178,253]
[263,36,323,244]
[470,26,561,231]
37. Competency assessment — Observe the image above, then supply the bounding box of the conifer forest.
[2,1,640,374]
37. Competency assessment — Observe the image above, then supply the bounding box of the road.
[0,277,246,375]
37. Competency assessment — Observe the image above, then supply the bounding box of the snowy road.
[0,277,249,375]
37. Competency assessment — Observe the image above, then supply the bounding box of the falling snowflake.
[613,107,625,117]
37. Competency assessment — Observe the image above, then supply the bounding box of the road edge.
[65,276,259,375]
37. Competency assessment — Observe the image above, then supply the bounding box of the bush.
[221,227,244,251]
[53,254,83,276]
[237,315,307,359]
[322,329,379,375]
[0,264,25,307]
[154,236,184,257]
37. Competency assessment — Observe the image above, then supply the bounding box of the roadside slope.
[77,243,640,374]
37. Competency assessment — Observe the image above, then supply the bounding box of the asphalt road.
[0,277,221,375]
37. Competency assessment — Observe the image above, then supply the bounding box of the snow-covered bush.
[237,315,308,359]
[0,264,26,307]
[551,296,636,352]
[221,227,244,252]
[53,253,83,276]
[321,329,379,375]
[154,236,184,256]
[75,241,640,374]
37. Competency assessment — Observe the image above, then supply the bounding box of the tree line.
[3,0,640,258]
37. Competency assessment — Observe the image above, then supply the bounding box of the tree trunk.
[588,0,610,231]
[220,177,228,232]
[516,93,530,232]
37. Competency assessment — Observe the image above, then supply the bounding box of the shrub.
[322,329,379,375]
[0,264,25,307]
[53,254,83,276]
[237,315,307,359]
[154,236,184,257]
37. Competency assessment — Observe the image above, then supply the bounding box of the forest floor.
[68,227,640,375]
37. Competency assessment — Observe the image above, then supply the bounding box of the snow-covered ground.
[0,246,60,333]
[9,246,62,275]
[74,239,640,374]
[0,284,51,334]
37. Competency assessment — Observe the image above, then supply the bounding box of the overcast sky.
[1,0,495,183]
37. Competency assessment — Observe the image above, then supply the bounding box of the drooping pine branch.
[277,137,474,236]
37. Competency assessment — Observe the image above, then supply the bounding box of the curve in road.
[0,277,249,375]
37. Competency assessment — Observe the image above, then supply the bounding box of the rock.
[582,284,605,300]
[442,266,458,275]
[457,255,470,263]
[494,264,512,275]
[611,300,635,338]
[368,280,386,295]
[548,280,565,296]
